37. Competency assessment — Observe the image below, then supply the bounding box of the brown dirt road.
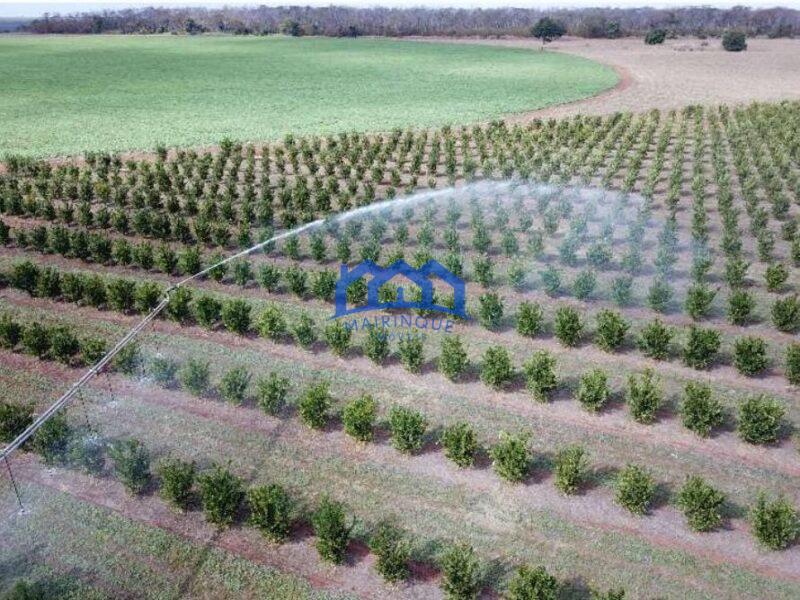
[408,36,800,119]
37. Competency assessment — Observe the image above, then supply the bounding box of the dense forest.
[22,5,800,38]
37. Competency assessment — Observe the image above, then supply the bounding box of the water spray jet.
[0,177,645,511]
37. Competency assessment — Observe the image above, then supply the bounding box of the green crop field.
[0,35,617,158]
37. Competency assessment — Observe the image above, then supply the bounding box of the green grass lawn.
[0,35,617,157]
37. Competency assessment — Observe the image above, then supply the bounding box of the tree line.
[23,5,800,38]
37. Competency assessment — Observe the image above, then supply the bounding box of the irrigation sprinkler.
[1,178,631,510]
[0,219,327,510]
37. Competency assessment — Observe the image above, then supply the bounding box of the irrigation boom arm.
[0,181,516,466]
[0,217,326,464]
[0,178,530,513]
[0,180,496,465]
[0,296,170,461]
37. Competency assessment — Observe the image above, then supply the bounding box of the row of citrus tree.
[1,261,796,445]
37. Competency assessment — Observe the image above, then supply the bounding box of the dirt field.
[416,37,800,119]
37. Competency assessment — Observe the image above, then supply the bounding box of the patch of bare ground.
[2,292,798,481]
[6,361,800,589]
[410,37,800,119]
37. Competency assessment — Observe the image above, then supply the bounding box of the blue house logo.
[334,260,468,319]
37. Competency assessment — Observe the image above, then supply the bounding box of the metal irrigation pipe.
[0,182,530,465]
[0,217,326,464]
[1,180,526,498]
[0,179,542,503]
[0,295,170,462]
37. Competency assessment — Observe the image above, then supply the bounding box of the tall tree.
[531,17,567,46]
